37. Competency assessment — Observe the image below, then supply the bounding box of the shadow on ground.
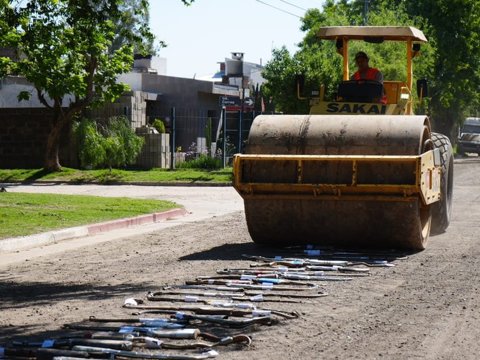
[0,279,153,310]
[24,169,52,182]
[179,242,417,262]
[0,323,133,344]
[0,325,47,346]
[179,242,279,261]
[0,169,54,183]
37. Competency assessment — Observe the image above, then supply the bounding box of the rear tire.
[431,132,453,234]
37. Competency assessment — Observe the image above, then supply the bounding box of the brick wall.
[135,132,171,169]
[0,108,73,169]
[87,91,148,129]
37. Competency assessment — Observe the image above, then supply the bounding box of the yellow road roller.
[233,26,453,250]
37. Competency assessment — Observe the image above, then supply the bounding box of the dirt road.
[1,159,480,359]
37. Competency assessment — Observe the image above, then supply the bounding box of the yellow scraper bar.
[233,151,441,205]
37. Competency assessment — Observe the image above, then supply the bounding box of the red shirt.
[353,67,382,81]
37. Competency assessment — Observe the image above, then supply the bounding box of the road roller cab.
[233,26,453,250]
[307,26,427,116]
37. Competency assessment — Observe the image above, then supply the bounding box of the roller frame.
[233,151,441,206]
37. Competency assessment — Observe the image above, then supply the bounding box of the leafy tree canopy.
[111,0,156,54]
[398,0,480,134]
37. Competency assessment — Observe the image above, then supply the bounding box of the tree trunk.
[44,104,69,172]
[44,121,63,172]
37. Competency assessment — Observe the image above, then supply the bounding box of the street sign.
[220,96,255,112]
[226,105,242,112]
[244,97,254,107]
[220,96,240,107]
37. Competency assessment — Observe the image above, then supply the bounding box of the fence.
[149,107,257,168]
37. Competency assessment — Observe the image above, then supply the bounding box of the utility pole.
[222,106,226,168]
[239,85,245,154]
[363,0,370,25]
[170,107,176,170]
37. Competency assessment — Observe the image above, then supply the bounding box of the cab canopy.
[317,26,427,43]
[315,26,428,114]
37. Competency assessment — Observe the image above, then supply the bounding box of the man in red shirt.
[351,51,387,104]
[351,51,384,83]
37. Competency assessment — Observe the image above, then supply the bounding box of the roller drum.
[246,115,431,156]
[241,115,433,250]
[244,198,431,250]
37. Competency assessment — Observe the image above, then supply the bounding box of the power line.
[277,0,307,12]
[255,0,302,18]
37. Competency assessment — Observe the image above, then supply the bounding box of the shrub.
[73,117,144,169]
[105,116,144,167]
[152,119,166,133]
[177,154,222,170]
[73,119,106,169]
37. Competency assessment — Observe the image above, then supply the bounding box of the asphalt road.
[1,158,480,359]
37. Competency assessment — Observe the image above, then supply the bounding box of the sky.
[150,0,326,79]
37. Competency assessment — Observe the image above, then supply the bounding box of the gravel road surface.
[1,159,479,359]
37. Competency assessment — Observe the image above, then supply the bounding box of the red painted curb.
[87,208,188,235]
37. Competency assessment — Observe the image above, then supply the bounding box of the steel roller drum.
[241,115,432,250]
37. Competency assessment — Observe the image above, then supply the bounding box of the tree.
[0,0,194,172]
[0,1,21,77]
[393,0,480,136]
[262,4,349,114]
[261,47,308,114]
[110,0,155,54]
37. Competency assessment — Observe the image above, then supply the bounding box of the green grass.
[0,192,178,239]
[0,167,233,184]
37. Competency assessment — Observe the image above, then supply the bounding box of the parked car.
[458,117,480,156]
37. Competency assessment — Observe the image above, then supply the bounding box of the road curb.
[0,207,188,253]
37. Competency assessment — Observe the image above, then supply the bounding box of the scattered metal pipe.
[151,289,327,299]
[71,345,219,359]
